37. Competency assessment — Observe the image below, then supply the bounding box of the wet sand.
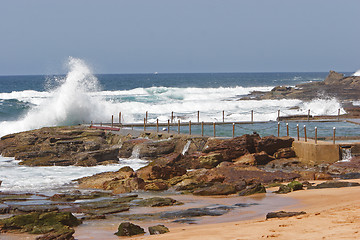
[125,180,360,240]
[74,192,296,239]
[2,180,360,239]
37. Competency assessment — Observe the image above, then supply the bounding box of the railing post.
[145,111,148,123]
[304,125,307,142]
[286,123,289,136]
[178,119,180,134]
[171,111,174,123]
[144,118,146,131]
[315,127,318,144]
[296,124,300,141]
[167,119,170,133]
[232,123,235,138]
[197,111,200,123]
[111,115,114,128]
[338,108,340,121]
[189,120,192,135]
[278,109,280,121]
[251,110,254,123]
[156,119,159,132]
[333,127,336,144]
[201,121,204,136]
[222,110,225,122]
[119,112,122,125]
[277,122,280,137]
[307,109,310,121]
[213,122,216,137]
[90,121,93,128]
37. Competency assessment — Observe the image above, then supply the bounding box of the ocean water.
[0,57,354,138]
[0,57,359,192]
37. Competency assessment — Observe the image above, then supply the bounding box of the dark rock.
[275,184,292,194]
[137,139,177,158]
[49,191,113,202]
[308,180,360,189]
[256,136,294,156]
[0,204,10,214]
[238,183,266,196]
[148,225,170,235]
[83,205,130,215]
[339,173,360,179]
[203,134,261,161]
[192,183,237,196]
[115,222,145,236]
[172,219,197,224]
[0,211,81,238]
[266,211,306,219]
[160,207,229,219]
[15,205,59,213]
[234,203,260,207]
[275,181,303,194]
[136,197,182,207]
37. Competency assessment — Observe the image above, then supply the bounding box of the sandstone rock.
[136,164,186,181]
[137,139,177,158]
[238,183,266,196]
[144,181,169,191]
[192,183,237,196]
[256,136,294,155]
[266,211,306,219]
[203,134,261,161]
[273,147,296,159]
[198,153,223,168]
[324,70,344,85]
[234,151,274,165]
[0,211,81,238]
[148,225,170,235]
[76,167,134,190]
[115,222,145,236]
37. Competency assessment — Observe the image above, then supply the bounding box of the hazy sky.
[1,0,360,75]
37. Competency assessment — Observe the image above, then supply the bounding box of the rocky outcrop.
[0,126,120,166]
[240,70,360,103]
[266,211,306,219]
[115,222,145,236]
[0,211,81,239]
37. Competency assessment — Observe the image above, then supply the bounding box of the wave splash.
[0,57,107,137]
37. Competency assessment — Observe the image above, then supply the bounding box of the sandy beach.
[123,180,360,240]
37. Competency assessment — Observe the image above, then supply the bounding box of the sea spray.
[353,69,360,76]
[0,57,110,137]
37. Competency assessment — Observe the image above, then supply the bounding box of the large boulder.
[115,222,145,236]
[234,151,274,165]
[256,136,294,156]
[202,134,261,161]
[324,70,344,85]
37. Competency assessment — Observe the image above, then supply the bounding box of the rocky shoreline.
[241,71,360,118]
[1,124,360,239]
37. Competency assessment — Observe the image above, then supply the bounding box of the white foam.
[353,69,360,76]
[0,156,148,192]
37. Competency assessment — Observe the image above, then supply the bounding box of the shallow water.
[73,192,297,239]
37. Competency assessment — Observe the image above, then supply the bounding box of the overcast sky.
[1,0,360,75]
